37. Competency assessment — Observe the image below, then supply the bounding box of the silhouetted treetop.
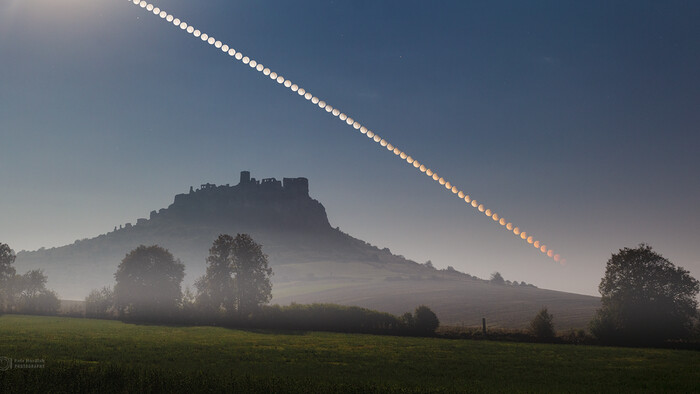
[490,272,505,285]
[114,245,185,320]
[529,307,555,339]
[195,234,237,315]
[231,234,273,316]
[591,244,699,344]
[0,243,16,282]
[413,305,440,335]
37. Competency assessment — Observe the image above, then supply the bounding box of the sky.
[1,0,699,296]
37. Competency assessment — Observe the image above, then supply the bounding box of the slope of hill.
[15,171,599,329]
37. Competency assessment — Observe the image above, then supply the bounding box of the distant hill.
[15,171,599,329]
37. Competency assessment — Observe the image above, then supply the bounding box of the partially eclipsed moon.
[129,0,563,264]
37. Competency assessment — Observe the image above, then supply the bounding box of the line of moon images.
[127,0,564,265]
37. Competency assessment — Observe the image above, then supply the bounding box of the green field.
[1,315,698,393]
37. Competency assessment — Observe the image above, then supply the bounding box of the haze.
[1,0,699,297]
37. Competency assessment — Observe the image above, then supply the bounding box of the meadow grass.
[0,314,698,393]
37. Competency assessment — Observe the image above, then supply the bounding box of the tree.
[12,270,60,314]
[0,243,16,282]
[231,234,273,317]
[490,272,505,285]
[194,234,273,319]
[195,234,237,316]
[18,270,48,299]
[114,245,185,320]
[413,305,440,335]
[529,307,555,339]
[0,243,17,311]
[0,245,58,314]
[590,244,700,344]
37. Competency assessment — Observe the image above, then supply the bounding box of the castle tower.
[240,171,251,185]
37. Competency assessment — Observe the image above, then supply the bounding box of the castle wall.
[171,172,309,212]
[283,177,309,197]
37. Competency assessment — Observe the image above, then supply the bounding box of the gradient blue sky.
[1,0,698,296]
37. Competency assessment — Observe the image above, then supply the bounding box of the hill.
[15,171,599,329]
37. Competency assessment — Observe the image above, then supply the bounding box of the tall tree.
[114,245,185,320]
[0,243,17,311]
[15,270,60,314]
[231,234,272,317]
[0,243,16,282]
[591,244,700,344]
[0,245,59,314]
[19,269,48,299]
[195,234,237,315]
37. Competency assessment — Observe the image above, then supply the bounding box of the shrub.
[413,305,440,335]
[250,303,403,334]
[560,328,591,345]
[85,287,115,318]
[18,289,60,315]
[529,308,555,340]
[400,312,415,328]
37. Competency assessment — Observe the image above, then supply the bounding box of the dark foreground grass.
[1,315,699,393]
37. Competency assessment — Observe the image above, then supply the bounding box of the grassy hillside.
[1,315,698,393]
[272,261,599,329]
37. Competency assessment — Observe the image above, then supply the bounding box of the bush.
[228,303,442,337]
[529,308,555,340]
[589,308,621,343]
[85,287,115,318]
[413,305,440,335]
[250,303,403,334]
[17,289,60,315]
[400,312,415,328]
[560,329,591,345]
[3,269,61,315]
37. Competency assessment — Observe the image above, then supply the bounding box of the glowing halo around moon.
[126,0,564,265]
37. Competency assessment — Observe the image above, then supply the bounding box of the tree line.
[84,233,441,336]
[3,238,698,344]
[1,234,440,336]
[0,243,60,314]
[472,244,699,346]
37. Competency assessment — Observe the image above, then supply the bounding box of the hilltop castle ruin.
[171,171,309,205]
[143,171,317,223]
[113,171,322,232]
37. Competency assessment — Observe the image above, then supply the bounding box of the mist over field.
[14,171,600,329]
